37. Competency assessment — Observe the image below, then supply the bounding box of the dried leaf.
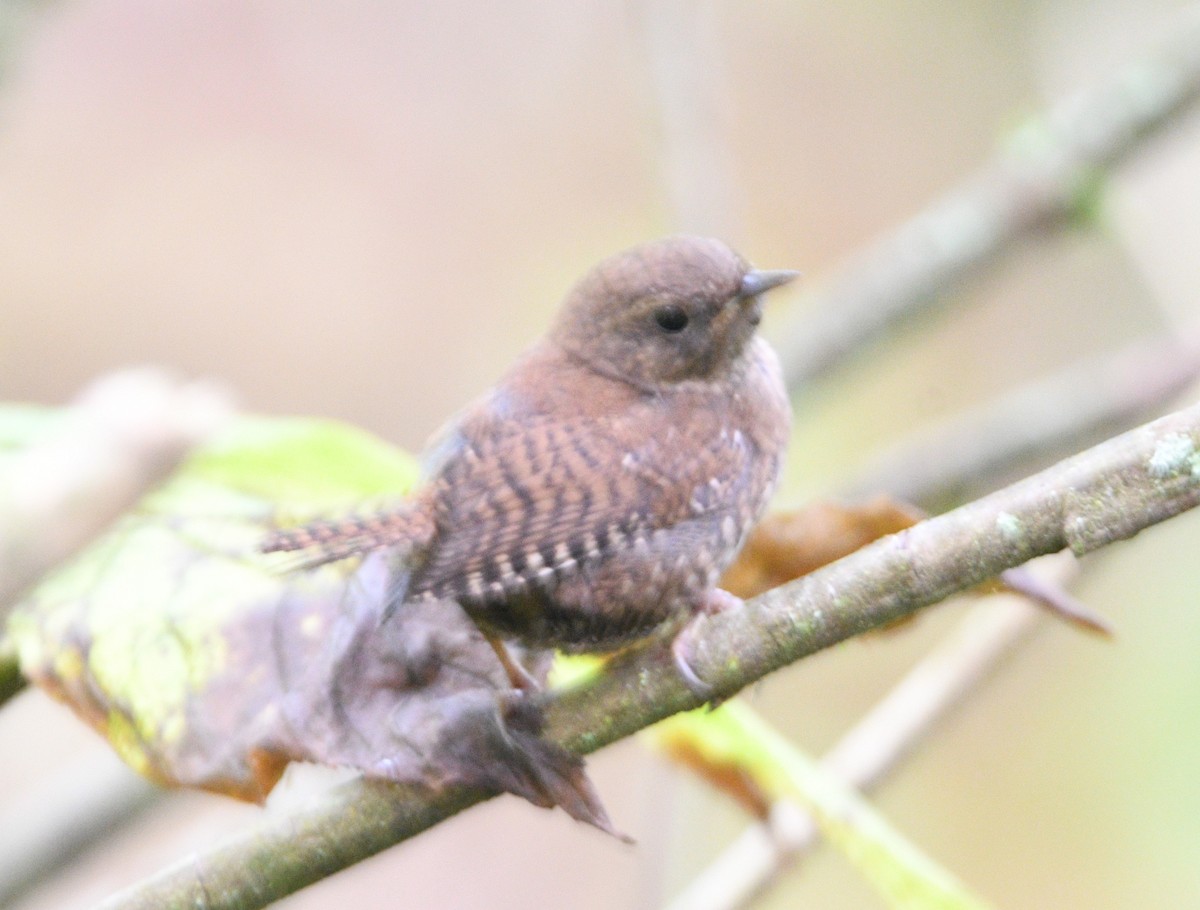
[725,496,1107,632]
[722,496,925,598]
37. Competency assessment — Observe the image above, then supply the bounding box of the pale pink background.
[2,2,1199,908]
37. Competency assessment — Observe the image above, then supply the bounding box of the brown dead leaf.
[722,496,925,598]
[654,732,771,819]
[723,495,1108,633]
[14,531,621,836]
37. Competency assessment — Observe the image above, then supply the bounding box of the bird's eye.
[653,304,689,333]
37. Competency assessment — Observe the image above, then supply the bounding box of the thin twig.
[0,368,231,615]
[93,399,1200,910]
[639,0,742,237]
[843,328,1200,511]
[775,5,1200,390]
[0,749,161,906]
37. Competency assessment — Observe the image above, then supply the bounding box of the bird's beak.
[739,269,801,298]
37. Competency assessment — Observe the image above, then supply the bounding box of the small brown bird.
[264,236,796,689]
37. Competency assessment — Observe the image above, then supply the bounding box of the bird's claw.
[671,588,744,706]
[670,624,727,708]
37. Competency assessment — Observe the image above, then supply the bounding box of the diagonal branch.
[0,369,231,616]
[843,328,1200,510]
[96,398,1200,910]
[775,6,1200,390]
[0,750,160,906]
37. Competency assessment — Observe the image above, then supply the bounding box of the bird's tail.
[261,505,432,571]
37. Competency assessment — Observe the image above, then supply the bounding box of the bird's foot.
[485,634,542,694]
[671,588,744,706]
[701,588,744,616]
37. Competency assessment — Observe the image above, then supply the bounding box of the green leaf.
[650,702,993,910]
[177,415,420,508]
[7,414,421,796]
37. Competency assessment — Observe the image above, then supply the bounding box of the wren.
[264,236,796,690]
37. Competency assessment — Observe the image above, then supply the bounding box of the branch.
[0,369,231,614]
[0,750,160,906]
[96,399,1200,910]
[639,0,741,237]
[843,328,1200,510]
[774,5,1200,390]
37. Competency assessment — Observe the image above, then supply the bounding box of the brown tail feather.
[261,506,432,568]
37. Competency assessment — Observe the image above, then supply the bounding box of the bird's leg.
[484,633,542,693]
[671,588,744,703]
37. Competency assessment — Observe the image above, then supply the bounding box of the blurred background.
[2,0,1200,907]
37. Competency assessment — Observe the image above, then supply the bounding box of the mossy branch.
[96,398,1200,910]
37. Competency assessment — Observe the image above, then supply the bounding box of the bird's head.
[550,235,797,389]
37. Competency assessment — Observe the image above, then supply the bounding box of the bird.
[263,235,797,691]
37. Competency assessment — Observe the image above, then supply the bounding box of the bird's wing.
[413,405,758,602]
